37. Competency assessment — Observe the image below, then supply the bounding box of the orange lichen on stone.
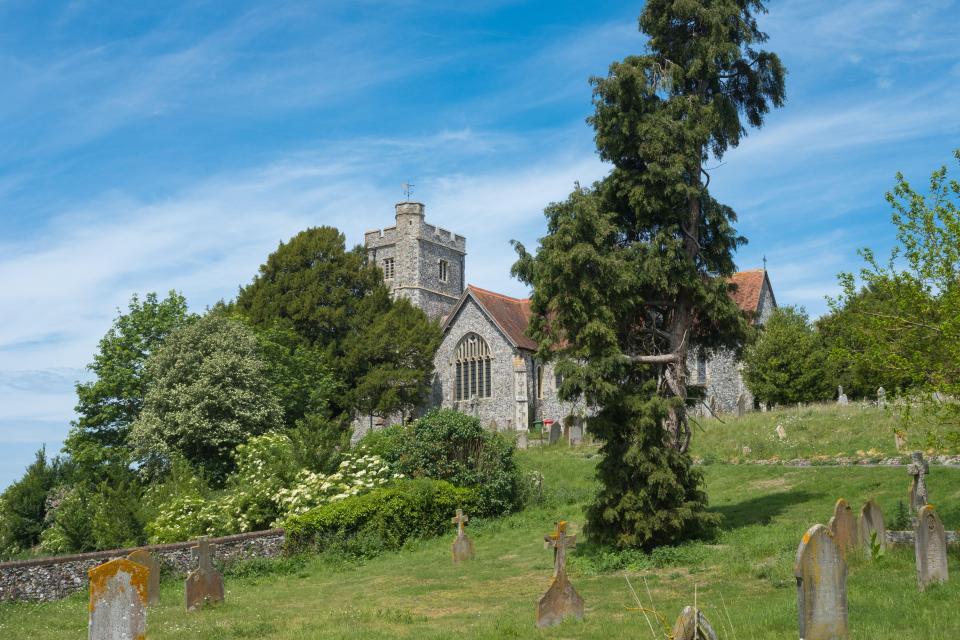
[88,558,149,612]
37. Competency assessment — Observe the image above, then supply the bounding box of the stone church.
[360,199,775,438]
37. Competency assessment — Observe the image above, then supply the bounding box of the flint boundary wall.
[0,528,284,602]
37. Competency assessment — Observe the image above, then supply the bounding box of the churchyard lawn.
[692,402,960,463]
[3,436,960,638]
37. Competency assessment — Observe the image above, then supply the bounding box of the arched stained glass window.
[454,333,492,400]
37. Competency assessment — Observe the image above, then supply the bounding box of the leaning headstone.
[877,386,887,408]
[88,557,148,640]
[671,606,718,640]
[857,499,886,551]
[535,521,584,628]
[126,549,160,606]
[828,498,857,554]
[451,509,474,563]
[908,451,930,514]
[795,524,848,640]
[185,537,224,611]
[915,505,948,591]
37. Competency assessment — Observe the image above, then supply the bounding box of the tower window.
[696,351,707,385]
[383,257,395,279]
[536,365,544,399]
[439,259,449,283]
[454,333,492,400]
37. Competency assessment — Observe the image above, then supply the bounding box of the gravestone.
[795,524,848,640]
[736,393,747,417]
[547,421,561,445]
[894,430,907,451]
[88,557,148,640]
[517,430,529,450]
[776,424,787,441]
[857,499,886,551]
[877,386,887,408]
[126,549,160,606]
[450,509,475,563]
[908,451,929,514]
[837,385,849,406]
[915,505,948,591]
[828,498,857,555]
[535,521,583,628]
[185,537,224,611]
[670,606,718,640]
[567,419,584,446]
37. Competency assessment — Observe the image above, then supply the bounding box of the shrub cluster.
[358,409,525,515]
[284,478,479,558]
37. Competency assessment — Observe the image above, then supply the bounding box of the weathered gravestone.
[88,557,148,640]
[126,549,160,606]
[776,424,787,441]
[877,386,887,408]
[535,521,583,628]
[908,451,930,514]
[795,524,848,640]
[828,498,857,555]
[736,393,747,417]
[547,421,562,445]
[837,385,848,406]
[915,504,949,591]
[185,537,224,611]
[451,509,475,563]
[670,605,718,640]
[857,499,886,551]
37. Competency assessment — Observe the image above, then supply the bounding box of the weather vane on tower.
[402,180,416,201]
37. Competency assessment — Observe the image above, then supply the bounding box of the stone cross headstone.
[451,509,475,563]
[915,504,948,591]
[776,424,787,441]
[877,386,886,408]
[671,605,718,640]
[126,549,161,606]
[536,521,584,628]
[837,385,848,406]
[88,557,149,640]
[908,451,929,514]
[828,498,857,555]
[185,537,224,611]
[857,499,886,552]
[795,523,848,640]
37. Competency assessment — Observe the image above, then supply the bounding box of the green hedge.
[284,478,479,558]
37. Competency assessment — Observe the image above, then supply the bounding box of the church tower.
[365,200,466,320]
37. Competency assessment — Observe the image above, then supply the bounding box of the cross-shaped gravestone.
[536,521,584,628]
[185,537,224,611]
[450,509,474,563]
[908,451,930,514]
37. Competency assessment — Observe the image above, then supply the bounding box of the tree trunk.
[662,163,702,452]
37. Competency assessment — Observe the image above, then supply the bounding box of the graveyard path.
[3,448,960,639]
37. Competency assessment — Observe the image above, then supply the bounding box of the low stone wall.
[0,529,284,602]
[886,530,960,546]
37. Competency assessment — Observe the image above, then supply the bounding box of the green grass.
[691,402,960,463]
[3,433,960,638]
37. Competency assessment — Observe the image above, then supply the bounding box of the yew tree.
[513,1,785,548]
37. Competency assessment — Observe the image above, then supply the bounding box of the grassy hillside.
[692,402,960,463]
[3,434,960,639]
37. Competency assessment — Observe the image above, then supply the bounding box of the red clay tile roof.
[464,285,538,351]
[728,269,767,316]
[452,270,768,350]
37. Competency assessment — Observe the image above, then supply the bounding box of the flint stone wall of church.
[433,298,522,430]
[534,361,585,426]
[0,529,284,603]
[688,348,752,416]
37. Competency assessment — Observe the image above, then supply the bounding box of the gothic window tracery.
[454,333,492,400]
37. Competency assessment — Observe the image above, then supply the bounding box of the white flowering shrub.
[145,495,230,543]
[274,454,399,520]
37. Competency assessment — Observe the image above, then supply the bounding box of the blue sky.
[1,0,959,490]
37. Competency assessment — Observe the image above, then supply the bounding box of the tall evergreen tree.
[513,1,785,548]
